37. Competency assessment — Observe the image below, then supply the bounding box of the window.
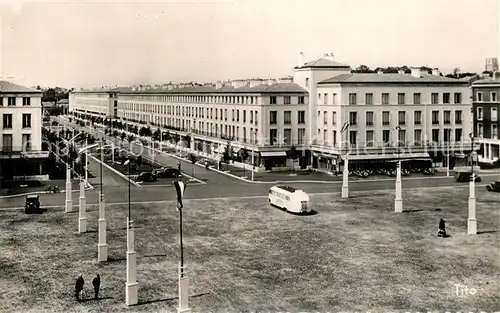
[365,93,373,105]
[414,129,422,144]
[477,107,483,120]
[477,92,483,102]
[454,93,462,104]
[349,93,357,105]
[398,111,406,125]
[414,111,422,125]
[366,130,374,146]
[0,97,3,106]
[22,134,32,151]
[323,129,327,144]
[298,96,305,104]
[2,134,13,152]
[250,111,253,123]
[332,111,337,125]
[284,111,291,124]
[2,114,12,129]
[455,129,462,142]
[492,124,498,139]
[432,129,440,142]
[349,131,357,147]
[231,109,234,121]
[431,93,439,104]
[382,130,391,143]
[455,110,462,124]
[22,97,31,106]
[22,114,31,128]
[443,129,451,142]
[432,111,439,124]
[236,110,240,122]
[255,112,258,125]
[298,111,305,124]
[8,97,15,106]
[332,130,337,147]
[477,123,483,138]
[382,111,390,125]
[270,111,277,124]
[323,111,328,125]
[225,109,228,121]
[413,93,421,105]
[366,111,374,126]
[318,93,322,102]
[397,93,405,105]
[243,110,246,123]
[269,129,277,145]
[349,112,357,125]
[298,128,305,145]
[398,129,406,146]
[444,111,451,124]
[270,96,277,105]
[284,96,291,105]
[492,92,498,102]
[492,107,498,122]
[443,93,450,104]
[382,93,389,105]
[324,94,328,105]
[284,129,291,145]
[332,93,337,105]
[305,78,309,87]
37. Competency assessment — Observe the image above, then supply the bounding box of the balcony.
[0,146,49,159]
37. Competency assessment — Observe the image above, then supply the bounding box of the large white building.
[0,81,48,182]
[69,53,474,171]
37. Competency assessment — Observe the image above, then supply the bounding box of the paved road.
[86,154,130,188]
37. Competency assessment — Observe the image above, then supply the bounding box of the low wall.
[12,175,50,181]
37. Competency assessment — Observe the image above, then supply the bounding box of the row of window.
[476,107,498,121]
[476,123,498,139]
[1,134,32,151]
[318,110,463,126]
[120,94,263,105]
[2,114,32,129]
[319,92,462,105]
[269,111,306,125]
[476,92,498,102]
[317,128,464,146]
[0,97,31,106]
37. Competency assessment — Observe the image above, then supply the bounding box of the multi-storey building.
[472,75,500,167]
[0,81,48,182]
[69,53,475,172]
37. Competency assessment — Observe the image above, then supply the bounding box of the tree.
[120,132,126,141]
[453,67,460,77]
[239,149,249,161]
[48,105,63,116]
[352,65,374,73]
[288,146,299,160]
[153,128,161,141]
[127,134,135,142]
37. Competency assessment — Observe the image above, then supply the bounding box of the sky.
[0,0,499,88]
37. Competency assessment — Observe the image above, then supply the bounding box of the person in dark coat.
[438,219,447,237]
[177,161,181,171]
[75,275,84,301]
[92,274,101,300]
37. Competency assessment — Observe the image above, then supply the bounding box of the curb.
[88,154,141,187]
[0,182,94,200]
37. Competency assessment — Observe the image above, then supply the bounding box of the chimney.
[215,81,223,89]
[398,69,405,75]
[377,69,384,74]
[410,67,421,78]
[298,52,304,68]
[432,68,441,76]
[324,53,335,61]
[249,79,262,88]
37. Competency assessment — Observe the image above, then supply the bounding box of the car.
[454,171,482,183]
[486,180,500,192]
[134,171,158,182]
[153,167,183,178]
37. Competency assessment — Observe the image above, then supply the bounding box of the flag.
[174,180,186,210]
[340,122,350,133]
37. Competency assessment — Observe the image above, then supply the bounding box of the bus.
[268,185,311,214]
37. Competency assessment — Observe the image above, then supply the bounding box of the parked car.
[153,167,182,178]
[454,171,481,183]
[134,171,158,182]
[486,180,500,192]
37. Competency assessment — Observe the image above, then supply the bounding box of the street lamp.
[394,126,403,213]
[124,158,138,305]
[341,122,349,198]
[64,132,83,213]
[251,129,257,181]
[468,132,477,234]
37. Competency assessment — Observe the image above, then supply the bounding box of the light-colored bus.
[268,185,311,214]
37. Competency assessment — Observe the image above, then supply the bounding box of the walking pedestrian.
[75,274,85,301]
[177,161,181,171]
[92,274,101,300]
[438,219,447,237]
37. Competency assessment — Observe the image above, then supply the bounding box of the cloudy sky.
[0,0,498,88]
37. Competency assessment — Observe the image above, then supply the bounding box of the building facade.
[0,81,49,182]
[472,77,500,166]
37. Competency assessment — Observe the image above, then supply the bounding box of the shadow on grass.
[477,230,499,234]
[290,210,318,216]
[142,254,168,259]
[403,209,424,213]
[135,292,209,306]
[80,296,113,302]
[104,257,126,263]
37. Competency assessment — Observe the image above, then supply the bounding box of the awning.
[212,145,226,154]
[313,152,339,159]
[260,151,287,157]
[341,152,431,161]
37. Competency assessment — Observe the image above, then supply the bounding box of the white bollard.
[468,174,477,234]
[178,262,192,313]
[394,163,403,213]
[125,218,138,305]
[97,192,108,262]
[341,157,349,198]
[65,166,73,213]
[78,179,87,233]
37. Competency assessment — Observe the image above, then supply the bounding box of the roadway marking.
[0,183,488,210]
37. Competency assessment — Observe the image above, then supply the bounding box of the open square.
[0,186,498,312]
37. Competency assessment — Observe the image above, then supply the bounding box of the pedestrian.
[92,274,101,300]
[75,274,84,301]
[177,161,181,171]
[438,219,447,237]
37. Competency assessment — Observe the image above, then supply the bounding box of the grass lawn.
[0,187,499,312]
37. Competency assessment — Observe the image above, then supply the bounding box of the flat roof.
[318,73,468,85]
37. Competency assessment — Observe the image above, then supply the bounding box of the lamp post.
[175,180,191,313]
[394,126,403,213]
[124,158,138,305]
[341,122,349,198]
[251,130,256,181]
[65,132,83,213]
[468,133,477,234]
